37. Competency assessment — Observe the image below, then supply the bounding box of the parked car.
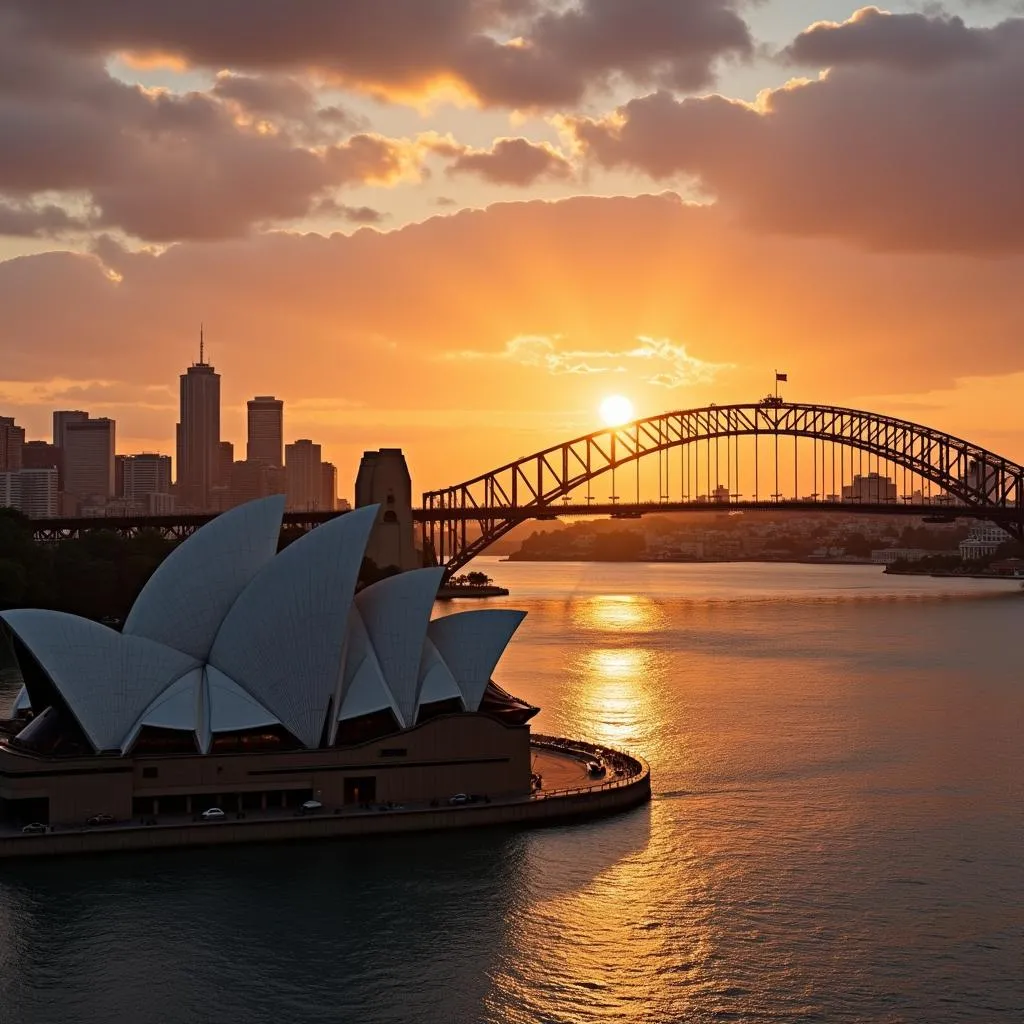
[299,800,323,814]
[21,822,47,834]
[201,807,225,820]
[448,793,470,805]
[86,813,115,826]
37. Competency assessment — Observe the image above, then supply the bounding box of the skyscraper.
[247,396,284,466]
[63,417,115,503]
[285,439,322,510]
[121,453,173,501]
[217,440,234,485]
[176,332,221,511]
[320,461,337,512]
[24,441,62,479]
[14,469,59,517]
[0,468,59,517]
[53,410,88,449]
[0,417,25,472]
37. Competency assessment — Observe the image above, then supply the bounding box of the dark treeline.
[0,510,400,623]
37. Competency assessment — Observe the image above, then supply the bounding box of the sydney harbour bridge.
[28,401,1024,577]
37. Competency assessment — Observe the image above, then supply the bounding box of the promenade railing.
[529,734,650,801]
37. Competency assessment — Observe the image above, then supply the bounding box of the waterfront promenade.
[0,738,650,859]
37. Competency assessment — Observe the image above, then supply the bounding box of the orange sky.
[0,2,1021,497]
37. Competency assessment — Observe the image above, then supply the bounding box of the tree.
[0,558,27,608]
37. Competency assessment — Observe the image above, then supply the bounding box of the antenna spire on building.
[199,323,205,365]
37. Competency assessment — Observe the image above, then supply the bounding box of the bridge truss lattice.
[422,402,1024,575]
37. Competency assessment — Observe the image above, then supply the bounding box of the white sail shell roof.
[120,667,203,754]
[206,665,280,735]
[354,567,445,728]
[1,498,527,755]
[427,609,527,711]
[1,609,199,752]
[123,496,285,661]
[208,504,377,749]
[120,665,283,754]
[337,608,401,724]
[417,639,463,712]
[13,686,30,713]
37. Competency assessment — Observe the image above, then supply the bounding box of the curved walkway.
[0,736,651,859]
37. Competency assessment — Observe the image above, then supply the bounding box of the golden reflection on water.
[485,807,722,1024]
[571,647,652,750]
[573,594,664,633]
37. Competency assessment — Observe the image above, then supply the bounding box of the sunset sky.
[1,0,1022,495]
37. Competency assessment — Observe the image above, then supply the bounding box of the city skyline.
[0,340,344,514]
[0,2,1021,493]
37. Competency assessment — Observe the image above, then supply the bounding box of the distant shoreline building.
[959,522,1011,561]
[842,472,896,503]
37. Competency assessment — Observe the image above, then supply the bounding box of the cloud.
[569,15,1024,252]
[210,72,366,140]
[0,200,86,238]
[781,6,996,71]
[0,17,428,241]
[3,0,753,109]
[623,336,732,387]
[313,199,388,225]
[0,377,175,411]
[444,137,574,186]
[449,332,731,385]
[2,193,1024,484]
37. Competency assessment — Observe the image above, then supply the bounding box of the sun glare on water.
[599,394,635,427]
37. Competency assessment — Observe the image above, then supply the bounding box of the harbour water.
[0,560,1021,1023]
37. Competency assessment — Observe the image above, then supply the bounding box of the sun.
[599,394,635,427]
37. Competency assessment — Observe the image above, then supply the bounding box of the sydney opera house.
[0,497,539,829]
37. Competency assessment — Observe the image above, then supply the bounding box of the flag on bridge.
[775,372,788,382]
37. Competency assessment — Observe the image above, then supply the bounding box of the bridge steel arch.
[422,402,1024,576]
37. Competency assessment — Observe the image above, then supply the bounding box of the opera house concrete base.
[0,735,651,860]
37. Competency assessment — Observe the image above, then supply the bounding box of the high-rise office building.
[285,439,322,510]
[0,417,25,472]
[226,460,286,509]
[320,461,337,512]
[53,410,89,450]
[247,396,284,467]
[217,441,234,487]
[176,336,221,511]
[6,468,59,517]
[63,417,115,503]
[121,453,173,501]
[24,441,63,482]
